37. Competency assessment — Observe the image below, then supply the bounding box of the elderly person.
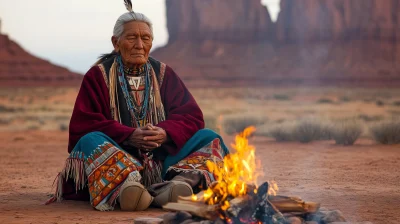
[46,2,229,212]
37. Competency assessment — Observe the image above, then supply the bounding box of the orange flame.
[268,180,279,196]
[193,126,279,211]
[200,127,267,208]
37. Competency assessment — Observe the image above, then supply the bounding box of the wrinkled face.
[112,21,153,68]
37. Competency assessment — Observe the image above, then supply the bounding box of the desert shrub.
[376,100,385,107]
[392,101,400,106]
[388,110,400,116]
[317,98,335,104]
[266,119,333,143]
[27,125,40,131]
[254,124,271,137]
[0,104,24,113]
[39,106,51,112]
[275,119,286,124]
[363,98,374,103]
[268,125,294,142]
[358,114,384,122]
[292,119,332,143]
[339,96,351,102]
[331,121,362,145]
[0,118,11,125]
[222,115,265,135]
[59,123,68,132]
[273,94,291,101]
[370,120,400,144]
[0,105,14,113]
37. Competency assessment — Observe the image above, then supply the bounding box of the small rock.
[319,207,329,212]
[199,221,213,224]
[133,217,163,224]
[322,210,346,223]
[181,219,196,224]
[330,222,373,224]
[59,123,68,131]
[176,211,192,221]
[162,212,192,224]
[213,219,225,224]
[287,217,303,224]
[162,213,178,224]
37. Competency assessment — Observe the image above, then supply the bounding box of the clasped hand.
[124,124,167,152]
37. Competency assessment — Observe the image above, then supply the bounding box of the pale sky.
[0,0,280,73]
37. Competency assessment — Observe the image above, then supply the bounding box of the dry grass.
[266,123,295,142]
[331,120,363,145]
[258,118,333,143]
[370,120,400,144]
[358,114,385,122]
[222,114,266,135]
[316,98,335,104]
[292,118,332,143]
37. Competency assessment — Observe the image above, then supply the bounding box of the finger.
[145,123,154,130]
[140,125,151,131]
[144,135,163,141]
[142,141,159,148]
[141,130,159,137]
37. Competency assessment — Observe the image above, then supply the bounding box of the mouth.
[130,54,144,57]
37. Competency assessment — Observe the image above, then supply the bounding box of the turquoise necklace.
[117,56,151,127]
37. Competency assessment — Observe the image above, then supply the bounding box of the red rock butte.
[0,33,82,87]
[152,0,400,87]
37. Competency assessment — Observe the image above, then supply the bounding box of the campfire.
[135,127,347,224]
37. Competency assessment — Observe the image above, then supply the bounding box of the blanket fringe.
[45,152,86,205]
[141,154,162,188]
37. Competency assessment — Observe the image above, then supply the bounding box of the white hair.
[113,12,154,39]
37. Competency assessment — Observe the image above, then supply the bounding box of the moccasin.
[150,181,193,207]
[119,181,153,211]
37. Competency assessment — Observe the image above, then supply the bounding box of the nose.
[134,38,144,49]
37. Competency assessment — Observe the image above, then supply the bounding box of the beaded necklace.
[117,56,151,127]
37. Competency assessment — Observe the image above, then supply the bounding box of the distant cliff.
[0,34,82,86]
[152,0,400,87]
[276,0,400,43]
[166,0,273,43]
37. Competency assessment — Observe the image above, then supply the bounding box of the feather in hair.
[124,0,133,12]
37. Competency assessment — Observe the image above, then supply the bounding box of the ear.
[111,36,120,53]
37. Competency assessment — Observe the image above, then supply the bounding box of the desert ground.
[0,87,399,224]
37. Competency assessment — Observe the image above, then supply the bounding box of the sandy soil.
[0,131,399,224]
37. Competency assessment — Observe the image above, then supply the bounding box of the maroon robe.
[68,64,204,154]
[62,61,204,201]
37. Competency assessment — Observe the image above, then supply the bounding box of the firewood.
[162,201,219,220]
[269,195,320,213]
[133,217,163,224]
[226,195,252,217]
